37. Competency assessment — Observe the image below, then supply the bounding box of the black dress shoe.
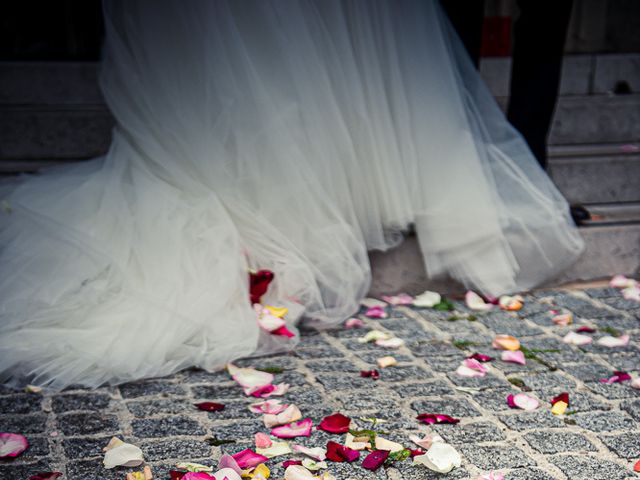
[570,205,591,226]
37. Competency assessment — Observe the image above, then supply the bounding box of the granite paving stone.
[1,288,639,479]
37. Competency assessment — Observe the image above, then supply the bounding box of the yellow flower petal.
[551,400,568,415]
[376,356,397,368]
[265,305,289,318]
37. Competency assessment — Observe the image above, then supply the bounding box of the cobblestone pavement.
[1,288,639,479]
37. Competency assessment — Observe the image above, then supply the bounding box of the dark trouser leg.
[440,0,485,68]
[507,0,573,170]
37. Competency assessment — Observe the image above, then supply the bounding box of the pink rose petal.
[272,325,296,338]
[381,293,414,306]
[271,419,313,439]
[622,285,640,301]
[552,312,573,326]
[631,377,640,389]
[325,441,360,462]
[468,353,494,362]
[409,434,434,450]
[501,350,526,365]
[249,400,288,415]
[512,393,539,411]
[28,474,63,480]
[0,433,28,458]
[263,404,302,428]
[231,449,269,469]
[211,468,242,480]
[292,445,326,461]
[228,364,274,391]
[218,454,243,476]
[562,331,593,345]
[478,473,505,480]
[255,433,273,449]
[318,413,351,434]
[282,460,303,469]
[599,371,632,384]
[365,306,388,318]
[362,450,390,471]
[182,473,215,480]
[609,274,636,288]
[463,358,489,373]
[466,291,493,311]
[456,364,486,378]
[345,318,365,329]
[247,384,276,397]
[416,413,460,425]
[596,334,630,347]
[194,402,225,412]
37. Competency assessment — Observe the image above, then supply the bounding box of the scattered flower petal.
[376,356,397,368]
[416,414,460,425]
[250,400,288,415]
[255,304,287,333]
[468,353,494,362]
[562,331,593,345]
[374,436,404,452]
[0,433,28,459]
[600,371,632,384]
[283,465,317,480]
[255,433,273,449]
[492,335,520,351]
[552,312,573,326]
[25,385,43,394]
[103,438,144,469]
[610,274,636,289]
[596,335,630,347]
[364,306,388,318]
[28,473,63,480]
[325,441,360,462]
[271,419,313,438]
[175,462,213,472]
[360,370,380,380]
[622,285,640,301]
[268,383,290,397]
[413,442,461,473]
[292,445,326,461]
[318,413,351,434]
[634,460,640,472]
[302,459,328,471]
[375,337,405,348]
[182,473,215,480]
[272,325,296,338]
[455,365,486,378]
[413,291,442,308]
[249,270,274,304]
[409,434,435,450]
[506,394,539,411]
[499,295,523,311]
[232,449,270,469]
[478,472,505,480]
[345,318,365,329]
[282,460,303,469]
[264,305,289,318]
[551,400,568,415]
[466,291,493,311]
[463,358,489,373]
[264,404,302,428]
[362,450,390,471]
[344,433,370,450]
[576,326,596,333]
[256,441,292,458]
[381,293,414,305]
[358,330,391,343]
[228,364,274,392]
[550,392,570,406]
[501,350,526,365]
[245,463,269,479]
[194,402,225,412]
[632,377,640,389]
[218,454,243,476]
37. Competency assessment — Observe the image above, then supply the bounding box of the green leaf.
[434,298,454,311]
[599,326,621,337]
[453,339,478,350]
[387,449,412,463]
[205,436,235,446]
[349,429,378,444]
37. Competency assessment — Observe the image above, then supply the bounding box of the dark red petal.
[362,450,390,471]
[28,474,63,480]
[506,394,517,408]
[282,460,303,468]
[409,448,426,457]
[318,413,351,433]
[468,353,494,362]
[194,402,225,412]
[169,471,187,480]
[550,392,570,406]
[272,325,295,338]
[416,413,460,425]
[326,441,360,463]
[576,326,597,333]
[360,370,380,380]
[249,270,274,304]
[250,384,276,398]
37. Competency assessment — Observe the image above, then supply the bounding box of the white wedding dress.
[0,0,583,388]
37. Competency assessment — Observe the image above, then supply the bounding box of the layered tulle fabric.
[0,0,582,388]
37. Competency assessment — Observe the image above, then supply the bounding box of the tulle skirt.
[0,0,583,388]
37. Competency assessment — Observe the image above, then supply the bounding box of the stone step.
[368,220,640,296]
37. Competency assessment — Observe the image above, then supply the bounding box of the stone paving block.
[305,359,361,373]
[376,364,431,383]
[471,388,520,412]
[212,420,263,440]
[585,381,640,399]
[277,371,309,385]
[408,341,462,357]
[523,431,597,454]
[498,411,565,431]
[316,373,388,391]
[516,372,576,391]
[141,438,213,461]
[67,459,135,479]
[389,380,456,398]
[621,399,640,421]
[495,358,551,374]
[459,444,536,470]
[479,312,544,337]
[550,294,613,319]
[550,454,630,480]
[1,413,48,434]
[416,355,461,372]
[294,345,345,359]
[14,436,50,462]
[579,341,639,355]
[433,421,506,444]
[505,468,558,480]
[355,351,415,364]
[411,397,482,418]
[592,314,640,331]
[58,412,120,437]
[0,394,42,414]
[119,380,186,399]
[199,400,256,421]
[573,411,637,432]
[0,461,54,480]
[446,371,509,389]
[535,390,611,413]
[607,352,640,372]
[585,288,620,299]
[63,436,115,459]
[131,416,206,438]
[599,296,640,311]
[517,336,586,364]
[51,392,111,413]
[334,391,402,414]
[180,368,233,384]
[600,432,640,459]
[191,385,245,400]
[562,363,617,382]
[126,398,194,417]
[391,462,469,479]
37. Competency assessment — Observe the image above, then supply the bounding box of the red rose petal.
[416,413,460,425]
[325,441,360,463]
[249,270,274,305]
[409,448,426,457]
[318,413,351,433]
[272,325,296,338]
[231,448,269,469]
[468,353,494,362]
[250,384,276,398]
[28,474,63,480]
[362,450,390,471]
[634,460,640,472]
[600,371,632,384]
[282,460,303,468]
[506,394,517,408]
[360,370,380,380]
[576,326,597,333]
[550,392,570,406]
[169,471,187,480]
[194,402,225,412]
